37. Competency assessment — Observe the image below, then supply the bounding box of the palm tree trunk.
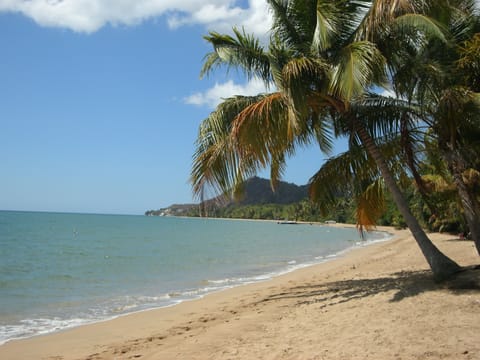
[401,116,438,216]
[355,121,461,281]
[444,149,480,255]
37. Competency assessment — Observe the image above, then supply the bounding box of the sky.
[5,1,476,215]
[0,0,344,215]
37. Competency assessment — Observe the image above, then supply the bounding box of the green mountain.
[145,176,308,216]
[222,176,308,205]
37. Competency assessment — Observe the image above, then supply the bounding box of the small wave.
[203,278,236,286]
[0,317,93,346]
[0,293,182,345]
[355,230,394,246]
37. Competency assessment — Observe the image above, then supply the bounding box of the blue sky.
[0,0,349,215]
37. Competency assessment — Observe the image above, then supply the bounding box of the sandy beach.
[1,226,479,360]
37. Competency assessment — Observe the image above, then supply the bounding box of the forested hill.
[145,177,308,216]
[228,176,308,205]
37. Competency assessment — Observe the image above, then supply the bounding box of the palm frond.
[315,0,372,49]
[200,28,271,84]
[422,174,455,192]
[355,0,418,41]
[355,93,424,139]
[192,92,307,201]
[270,152,287,191]
[281,56,330,127]
[308,105,336,155]
[191,95,267,201]
[330,41,387,101]
[312,0,344,52]
[232,92,296,164]
[457,33,480,91]
[268,0,305,51]
[393,14,447,43]
[356,178,386,232]
[309,144,380,215]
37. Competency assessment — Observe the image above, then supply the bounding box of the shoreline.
[0,222,390,346]
[1,226,479,359]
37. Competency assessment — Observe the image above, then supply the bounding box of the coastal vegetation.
[190,0,480,280]
[148,173,469,233]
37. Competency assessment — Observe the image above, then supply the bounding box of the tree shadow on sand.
[259,267,480,308]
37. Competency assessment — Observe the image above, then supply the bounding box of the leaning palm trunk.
[444,149,480,255]
[401,121,439,216]
[355,121,461,281]
[404,145,439,216]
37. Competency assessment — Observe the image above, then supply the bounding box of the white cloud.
[169,0,271,36]
[185,77,270,109]
[0,0,271,34]
[0,1,273,112]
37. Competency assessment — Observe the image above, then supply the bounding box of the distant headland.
[145,176,310,219]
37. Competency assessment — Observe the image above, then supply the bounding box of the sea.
[0,210,391,345]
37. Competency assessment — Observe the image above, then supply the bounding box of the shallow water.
[0,211,390,344]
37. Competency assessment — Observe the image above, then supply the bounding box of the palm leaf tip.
[331,41,387,101]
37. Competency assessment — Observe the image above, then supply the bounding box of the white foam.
[0,317,94,345]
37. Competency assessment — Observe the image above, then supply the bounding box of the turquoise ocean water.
[0,211,390,344]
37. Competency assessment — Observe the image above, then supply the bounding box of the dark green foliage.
[228,176,308,205]
[149,176,472,233]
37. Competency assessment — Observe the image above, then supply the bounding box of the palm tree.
[309,94,462,278]
[309,95,425,228]
[191,0,461,280]
[390,0,480,253]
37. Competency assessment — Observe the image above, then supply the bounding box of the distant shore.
[1,226,479,359]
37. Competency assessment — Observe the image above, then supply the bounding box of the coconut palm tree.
[309,95,426,228]
[390,0,480,253]
[308,93,462,278]
[191,0,462,280]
